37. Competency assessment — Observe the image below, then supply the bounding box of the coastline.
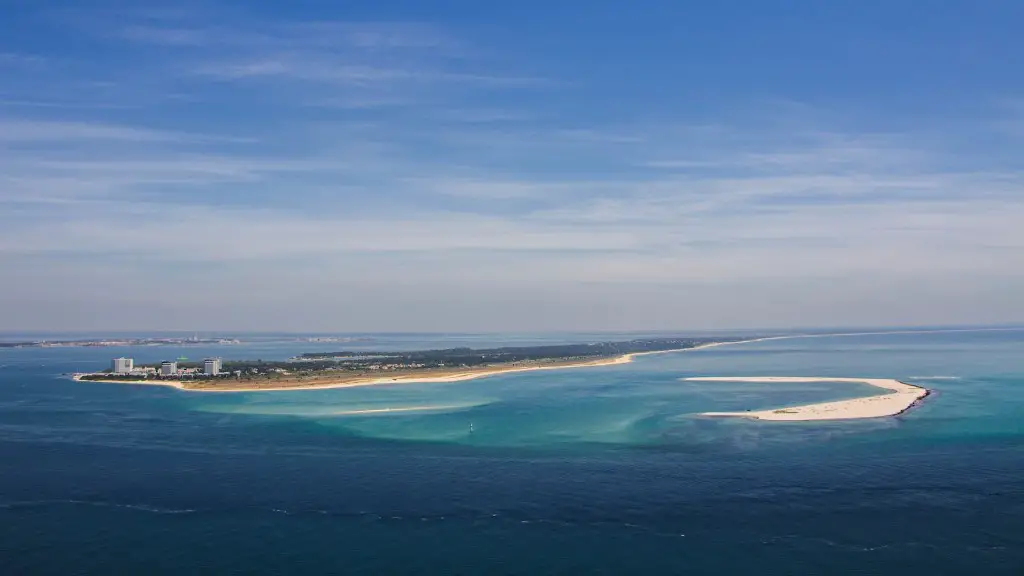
[692,376,930,421]
[71,340,743,393]
[72,352,635,393]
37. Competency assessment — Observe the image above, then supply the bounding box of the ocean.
[2,329,1023,574]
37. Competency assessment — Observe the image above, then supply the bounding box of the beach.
[692,376,930,421]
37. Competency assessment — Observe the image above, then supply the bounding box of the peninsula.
[692,377,930,421]
[75,336,746,392]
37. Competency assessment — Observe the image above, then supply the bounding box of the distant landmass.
[0,337,241,348]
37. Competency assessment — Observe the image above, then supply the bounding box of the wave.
[0,499,196,514]
[906,376,962,380]
[196,401,487,418]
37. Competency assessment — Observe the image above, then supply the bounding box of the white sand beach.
[690,376,929,421]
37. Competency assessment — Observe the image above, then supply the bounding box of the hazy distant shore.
[693,376,930,421]
[2,337,241,348]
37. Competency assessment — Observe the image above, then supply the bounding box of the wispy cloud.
[193,55,542,88]
[0,53,46,67]
[0,118,247,143]
[121,25,208,46]
[5,114,1022,270]
[119,21,454,51]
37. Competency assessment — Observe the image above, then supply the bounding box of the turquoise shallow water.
[1,329,1023,574]
[179,329,1024,447]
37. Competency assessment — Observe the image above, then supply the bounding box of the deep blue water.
[2,329,1023,574]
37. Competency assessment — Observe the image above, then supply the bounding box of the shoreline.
[71,340,746,393]
[691,376,930,421]
[71,351,636,393]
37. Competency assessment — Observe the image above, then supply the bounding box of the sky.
[1,0,1023,332]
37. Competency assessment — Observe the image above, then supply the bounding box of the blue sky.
[2,0,1023,331]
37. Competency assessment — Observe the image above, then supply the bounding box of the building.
[111,357,134,374]
[160,361,178,376]
[203,358,222,376]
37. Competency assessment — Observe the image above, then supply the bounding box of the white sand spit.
[689,376,930,421]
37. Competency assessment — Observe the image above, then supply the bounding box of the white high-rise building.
[112,357,134,374]
[203,358,222,376]
[160,361,177,376]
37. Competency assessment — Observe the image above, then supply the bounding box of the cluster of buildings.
[111,357,223,378]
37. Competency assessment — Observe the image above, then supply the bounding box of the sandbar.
[690,376,930,421]
[330,404,468,416]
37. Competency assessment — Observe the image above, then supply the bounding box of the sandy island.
[690,377,930,421]
[73,353,639,393]
[71,340,750,393]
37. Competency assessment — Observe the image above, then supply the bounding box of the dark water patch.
[3,502,1024,575]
